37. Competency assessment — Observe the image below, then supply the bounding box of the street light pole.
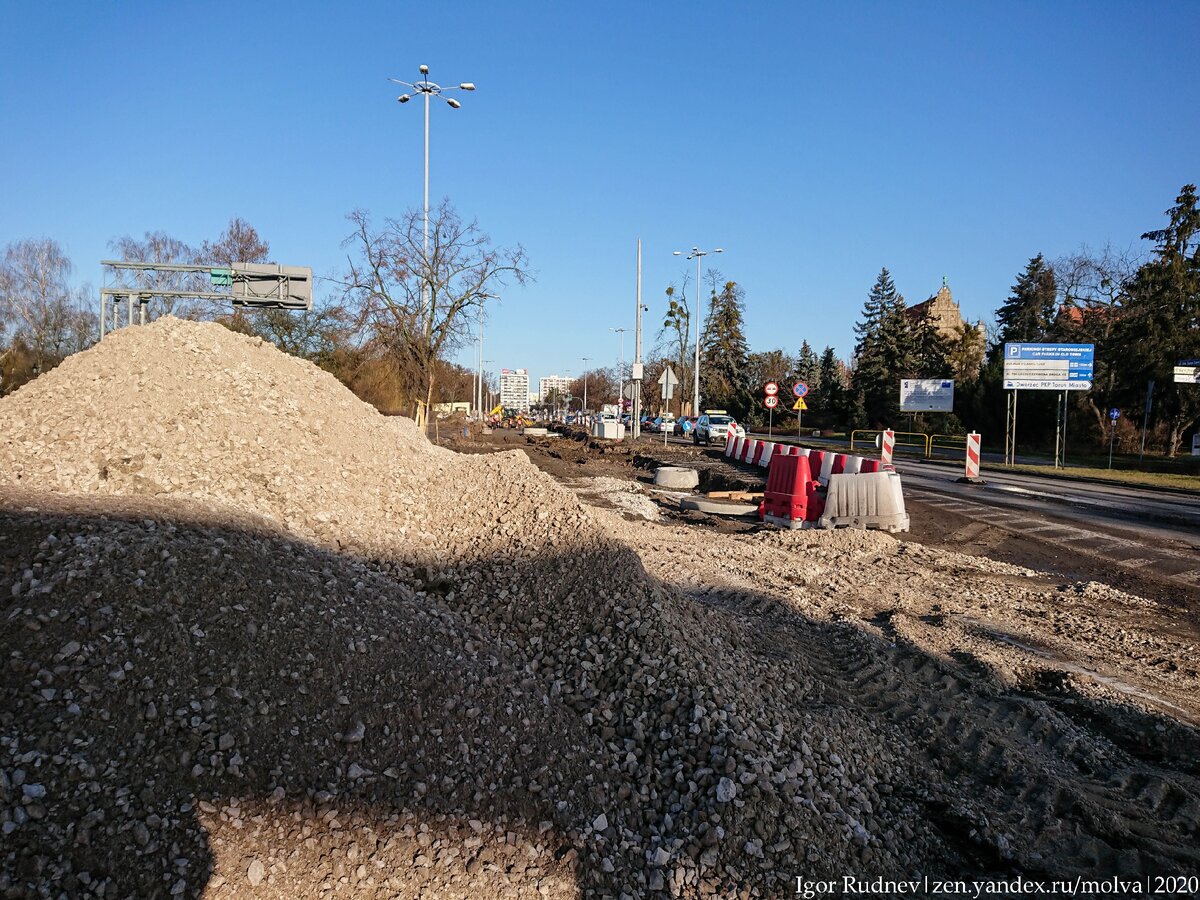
[390,65,476,352]
[611,327,627,417]
[673,247,723,414]
[581,357,591,414]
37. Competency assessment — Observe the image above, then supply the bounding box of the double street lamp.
[610,327,628,416]
[673,247,723,414]
[390,65,476,338]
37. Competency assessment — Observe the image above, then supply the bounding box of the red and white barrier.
[965,432,981,480]
[724,438,878,478]
[881,429,895,467]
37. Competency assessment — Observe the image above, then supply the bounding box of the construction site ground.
[446,425,1200,756]
[4,324,1198,899]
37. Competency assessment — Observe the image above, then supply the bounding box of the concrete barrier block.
[818,471,910,533]
[654,467,700,489]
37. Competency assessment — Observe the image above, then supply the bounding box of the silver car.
[693,413,738,445]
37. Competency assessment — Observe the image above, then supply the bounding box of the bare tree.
[659,282,692,417]
[342,202,529,424]
[1053,244,1141,439]
[200,217,271,268]
[108,230,206,319]
[0,238,91,367]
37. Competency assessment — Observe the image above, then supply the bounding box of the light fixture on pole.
[482,360,495,412]
[672,246,723,414]
[610,327,628,416]
[389,65,476,355]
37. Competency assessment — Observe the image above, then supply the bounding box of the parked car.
[693,411,742,445]
[651,414,676,434]
[674,416,697,436]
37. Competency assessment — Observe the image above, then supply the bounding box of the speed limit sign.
[764,382,779,396]
[764,395,779,409]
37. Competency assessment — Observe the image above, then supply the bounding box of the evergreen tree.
[814,346,847,430]
[699,280,750,416]
[910,314,951,378]
[852,268,916,426]
[1114,184,1200,456]
[995,254,1057,347]
[794,340,821,394]
[984,254,1061,448]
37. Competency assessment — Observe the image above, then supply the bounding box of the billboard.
[1003,343,1094,391]
[900,379,954,412]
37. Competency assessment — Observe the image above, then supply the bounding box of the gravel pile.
[6,317,1191,898]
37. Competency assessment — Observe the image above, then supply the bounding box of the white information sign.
[1173,365,1200,384]
[899,379,955,412]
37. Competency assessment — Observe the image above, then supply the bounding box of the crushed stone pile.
[3,318,1195,898]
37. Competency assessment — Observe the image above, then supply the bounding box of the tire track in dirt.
[588,514,1200,880]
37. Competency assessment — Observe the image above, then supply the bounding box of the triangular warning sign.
[793,398,807,410]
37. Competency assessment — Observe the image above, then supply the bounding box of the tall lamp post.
[610,327,627,417]
[390,65,476,346]
[673,246,723,414]
[581,357,591,414]
[482,360,495,412]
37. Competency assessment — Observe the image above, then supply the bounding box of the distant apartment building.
[539,375,572,403]
[499,368,530,412]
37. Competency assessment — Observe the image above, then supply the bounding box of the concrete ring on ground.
[653,467,700,489]
[522,427,549,436]
[679,495,759,516]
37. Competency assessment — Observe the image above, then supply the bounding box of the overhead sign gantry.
[99,260,313,337]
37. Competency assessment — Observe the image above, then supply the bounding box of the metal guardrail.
[850,429,933,458]
[929,433,967,456]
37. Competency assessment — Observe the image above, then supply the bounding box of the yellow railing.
[850,429,933,458]
[929,433,967,457]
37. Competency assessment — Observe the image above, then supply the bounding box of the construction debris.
[0,318,1196,898]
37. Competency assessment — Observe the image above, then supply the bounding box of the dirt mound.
[4,320,920,896]
[1,490,591,898]
[3,318,1197,898]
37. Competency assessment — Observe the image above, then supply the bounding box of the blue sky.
[2,1,1197,388]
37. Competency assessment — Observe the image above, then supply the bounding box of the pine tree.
[1115,184,1200,456]
[814,346,847,429]
[996,254,1057,346]
[794,340,820,394]
[852,269,916,426]
[699,281,750,416]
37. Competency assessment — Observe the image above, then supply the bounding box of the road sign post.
[1002,343,1093,463]
[1108,408,1120,469]
[764,392,779,436]
[659,366,678,402]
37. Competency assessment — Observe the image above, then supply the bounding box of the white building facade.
[499,368,530,412]
[538,375,572,403]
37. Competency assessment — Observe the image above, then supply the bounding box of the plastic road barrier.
[965,432,981,480]
[763,453,825,529]
[818,471,910,533]
[880,429,895,467]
